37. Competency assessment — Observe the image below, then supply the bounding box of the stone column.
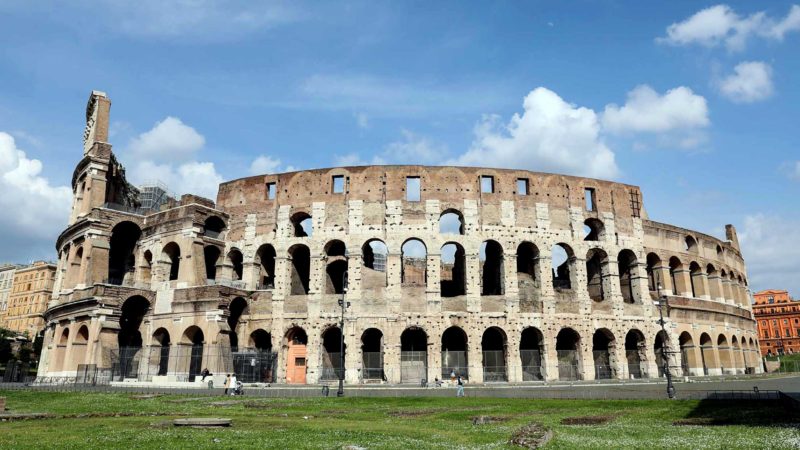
[543,333,560,382]
[573,257,592,315]
[467,330,483,383]
[243,261,260,290]
[426,253,441,314]
[466,253,481,313]
[604,258,624,315]
[580,337,594,381]
[707,274,724,302]
[504,253,519,314]
[538,253,555,316]
[345,320,359,384]
[506,331,522,383]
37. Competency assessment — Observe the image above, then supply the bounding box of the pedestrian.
[223,373,231,395]
[450,370,456,384]
[456,374,464,397]
[200,368,211,381]
[229,373,238,396]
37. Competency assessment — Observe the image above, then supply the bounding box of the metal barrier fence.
[441,351,468,380]
[482,351,507,382]
[1,361,33,383]
[557,350,580,380]
[362,352,385,381]
[400,351,427,384]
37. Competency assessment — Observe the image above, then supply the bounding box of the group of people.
[224,373,243,396]
[432,370,465,397]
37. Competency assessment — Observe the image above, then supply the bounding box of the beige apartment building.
[4,261,57,337]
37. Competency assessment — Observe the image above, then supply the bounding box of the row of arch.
[645,253,750,306]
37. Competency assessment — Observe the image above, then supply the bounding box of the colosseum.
[36,91,762,387]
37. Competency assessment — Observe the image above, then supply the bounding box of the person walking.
[229,373,238,396]
[456,375,465,397]
[223,373,231,395]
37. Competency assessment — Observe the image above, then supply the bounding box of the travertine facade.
[37,92,762,384]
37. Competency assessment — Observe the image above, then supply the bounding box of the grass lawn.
[0,390,798,449]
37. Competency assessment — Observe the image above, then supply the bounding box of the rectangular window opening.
[332,175,345,194]
[266,182,276,200]
[481,175,494,194]
[516,178,529,195]
[406,176,421,201]
[585,187,596,211]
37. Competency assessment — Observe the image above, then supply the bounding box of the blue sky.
[0,1,797,295]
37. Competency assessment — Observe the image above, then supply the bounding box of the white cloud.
[785,161,800,181]
[335,129,448,167]
[126,117,222,200]
[354,112,370,129]
[451,87,619,179]
[128,116,205,162]
[717,61,774,103]
[0,132,71,255]
[659,4,800,51]
[249,155,282,175]
[602,85,710,134]
[739,214,800,296]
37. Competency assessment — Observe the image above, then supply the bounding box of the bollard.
[322,385,330,397]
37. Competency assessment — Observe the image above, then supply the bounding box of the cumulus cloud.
[249,155,282,175]
[0,132,71,260]
[602,85,710,134]
[125,117,223,200]
[128,116,205,162]
[451,87,619,179]
[354,112,370,129]
[739,214,800,296]
[335,129,448,166]
[659,4,800,51]
[717,61,774,103]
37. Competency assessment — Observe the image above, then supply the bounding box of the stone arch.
[689,261,704,298]
[441,326,468,379]
[227,297,247,351]
[618,249,639,304]
[324,240,348,294]
[482,326,508,381]
[162,242,181,282]
[586,248,609,302]
[108,221,142,285]
[516,242,540,303]
[151,328,171,376]
[67,245,85,288]
[118,296,149,348]
[592,328,617,379]
[552,243,575,290]
[290,211,312,237]
[439,209,465,235]
[669,257,683,295]
[400,326,428,384]
[699,332,717,375]
[401,239,427,286]
[362,239,388,289]
[249,329,272,351]
[74,325,89,344]
[142,250,153,283]
[288,244,311,295]
[181,326,205,382]
[717,334,732,372]
[685,235,698,253]
[227,248,244,281]
[440,242,466,297]
[624,329,647,378]
[654,330,668,377]
[731,335,744,372]
[203,215,226,238]
[256,244,276,289]
[54,327,70,372]
[556,327,581,380]
[361,328,384,381]
[706,263,721,300]
[480,240,504,295]
[320,325,344,381]
[583,218,605,241]
[520,327,545,381]
[645,252,661,293]
[204,245,222,280]
[285,326,308,384]
[679,331,697,375]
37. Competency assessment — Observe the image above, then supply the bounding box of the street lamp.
[655,282,676,399]
[337,268,350,397]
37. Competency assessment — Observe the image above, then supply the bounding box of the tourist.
[450,370,456,383]
[456,375,464,397]
[200,368,211,381]
[223,374,231,395]
[229,373,238,396]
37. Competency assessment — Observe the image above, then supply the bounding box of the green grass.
[0,390,798,449]
[765,353,800,371]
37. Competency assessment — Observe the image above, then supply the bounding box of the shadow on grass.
[676,396,800,426]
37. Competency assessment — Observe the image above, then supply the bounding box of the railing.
[482,351,507,381]
[102,202,147,216]
[441,350,468,380]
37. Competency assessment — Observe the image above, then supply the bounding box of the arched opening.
[556,328,581,380]
[204,246,221,280]
[401,239,427,286]
[699,333,716,375]
[290,212,313,237]
[361,328,384,381]
[552,244,574,290]
[689,262,703,298]
[285,327,308,384]
[717,334,732,373]
[119,296,149,349]
[324,240,348,294]
[75,325,89,344]
[439,209,465,235]
[669,257,683,296]
[108,221,142,285]
[228,249,244,281]
[256,244,276,289]
[400,327,428,384]
[618,250,638,304]
[480,240,504,295]
[646,253,661,293]
[517,242,540,304]
[679,332,696,376]
[362,239,388,289]
[482,327,507,381]
[142,250,153,283]
[249,329,272,351]
[288,244,311,295]
[182,326,204,382]
[441,326,468,380]
[520,327,545,381]
[204,216,226,239]
[71,246,84,287]
[320,326,344,381]
[583,218,605,241]
[654,330,668,377]
[731,336,743,372]
[440,243,466,297]
[227,297,247,351]
[162,242,181,282]
[684,235,698,253]
[152,328,170,376]
[625,329,647,379]
[592,328,616,380]
[55,328,69,372]
[586,248,609,302]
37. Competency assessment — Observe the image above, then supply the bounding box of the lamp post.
[337,268,349,397]
[656,282,676,399]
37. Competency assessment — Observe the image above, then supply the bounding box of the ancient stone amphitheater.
[37,91,761,386]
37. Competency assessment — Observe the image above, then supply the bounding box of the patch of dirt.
[150,420,173,429]
[509,423,552,449]
[129,394,162,400]
[208,401,240,407]
[166,397,208,404]
[672,417,733,426]
[388,408,447,418]
[472,416,509,425]
[560,415,614,425]
[243,402,292,409]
